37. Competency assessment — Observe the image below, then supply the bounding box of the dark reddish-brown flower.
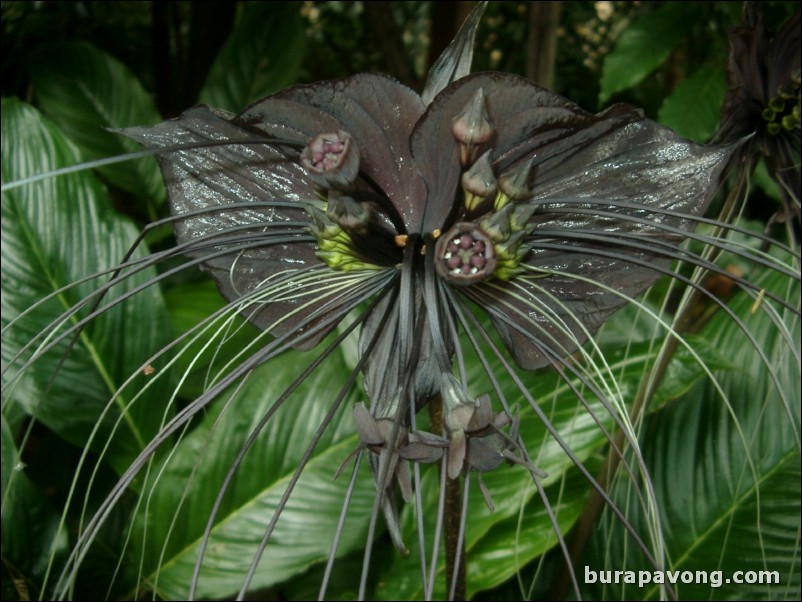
[121,3,734,553]
[715,4,800,232]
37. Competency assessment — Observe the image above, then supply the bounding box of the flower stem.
[430,394,467,600]
[445,474,466,600]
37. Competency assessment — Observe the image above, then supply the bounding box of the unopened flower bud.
[509,204,536,234]
[479,205,513,243]
[306,205,343,240]
[327,191,370,234]
[494,230,527,261]
[461,150,497,212]
[495,156,536,210]
[452,89,494,167]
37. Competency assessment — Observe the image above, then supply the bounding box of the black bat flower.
[118,3,733,565]
[2,3,800,601]
[714,3,800,235]
[122,55,734,370]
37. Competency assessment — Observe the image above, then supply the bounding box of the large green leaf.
[162,279,263,400]
[1,98,171,473]
[585,267,801,600]
[599,2,702,104]
[199,2,306,112]
[28,42,164,205]
[658,66,727,143]
[647,335,734,410]
[1,419,66,596]
[376,465,593,601]
[459,466,592,596]
[129,343,373,600]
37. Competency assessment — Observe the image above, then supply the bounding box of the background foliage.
[2,2,799,600]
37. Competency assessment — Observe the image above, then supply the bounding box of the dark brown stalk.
[526,1,562,89]
[430,395,466,601]
[363,1,419,89]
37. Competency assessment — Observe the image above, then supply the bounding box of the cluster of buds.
[451,89,537,215]
[307,201,379,271]
[444,89,538,283]
[478,203,536,280]
[301,131,382,271]
[763,69,801,136]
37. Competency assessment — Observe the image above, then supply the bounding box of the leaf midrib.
[643,446,799,599]
[142,433,362,597]
[11,183,145,450]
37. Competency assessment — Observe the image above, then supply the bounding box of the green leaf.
[163,279,262,400]
[658,67,727,142]
[199,2,306,112]
[648,334,734,410]
[1,419,67,593]
[130,344,372,600]
[376,466,592,601]
[752,158,782,202]
[585,266,801,600]
[600,3,702,104]
[1,98,171,473]
[28,41,164,205]
[460,466,592,595]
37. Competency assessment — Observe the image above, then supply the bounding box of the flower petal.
[122,107,361,349]
[241,73,428,232]
[122,105,316,241]
[470,120,734,369]
[412,73,601,233]
[360,275,447,409]
[421,1,486,105]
